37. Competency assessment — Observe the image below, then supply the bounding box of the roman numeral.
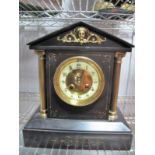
[69,65,72,70]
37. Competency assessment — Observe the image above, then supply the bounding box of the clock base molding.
[23,108,132,150]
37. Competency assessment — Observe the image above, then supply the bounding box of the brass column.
[109,52,126,121]
[36,51,47,118]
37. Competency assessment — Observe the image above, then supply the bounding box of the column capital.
[35,50,45,56]
[115,52,126,63]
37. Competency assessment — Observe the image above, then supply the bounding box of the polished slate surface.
[26,110,131,132]
[23,108,132,150]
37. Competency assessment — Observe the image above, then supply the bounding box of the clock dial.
[53,56,105,107]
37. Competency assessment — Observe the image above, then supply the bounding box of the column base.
[108,110,118,121]
[40,109,47,118]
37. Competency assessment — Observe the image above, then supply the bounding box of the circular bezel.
[53,56,105,107]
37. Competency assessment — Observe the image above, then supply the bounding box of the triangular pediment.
[28,22,134,52]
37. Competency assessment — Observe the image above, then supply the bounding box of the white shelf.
[19,0,135,30]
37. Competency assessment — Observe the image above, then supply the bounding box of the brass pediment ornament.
[57,27,106,44]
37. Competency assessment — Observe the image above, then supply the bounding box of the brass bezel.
[53,56,105,107]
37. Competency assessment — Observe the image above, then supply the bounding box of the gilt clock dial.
[53,56,105,107]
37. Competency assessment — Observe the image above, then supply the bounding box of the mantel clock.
[23,22,134,150]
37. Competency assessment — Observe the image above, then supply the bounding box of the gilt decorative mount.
[57,27,106,44]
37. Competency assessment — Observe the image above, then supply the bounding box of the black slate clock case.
[23,21,134,150]
[28,22,133,119]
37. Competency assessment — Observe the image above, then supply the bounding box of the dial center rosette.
[66,69,93,94]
